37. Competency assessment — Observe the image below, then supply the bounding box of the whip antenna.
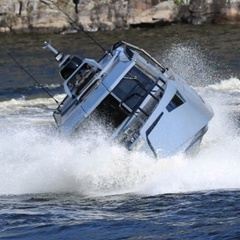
[7,52,60,105]
[43,0,107,54]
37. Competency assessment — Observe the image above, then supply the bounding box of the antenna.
[43,41,71,67]
[41,0,108,54]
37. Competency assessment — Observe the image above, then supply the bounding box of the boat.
[44,40,214,158]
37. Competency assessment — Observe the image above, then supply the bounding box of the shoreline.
[0,22,239,36]
[0,0,240,34]
[1,21,240,36]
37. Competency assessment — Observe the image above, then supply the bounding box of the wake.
[0,77,239,196]
[0,41,239,196]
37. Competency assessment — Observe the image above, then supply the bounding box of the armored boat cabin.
[44,41,213,158]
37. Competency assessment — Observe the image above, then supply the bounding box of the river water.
[0,24,240,239]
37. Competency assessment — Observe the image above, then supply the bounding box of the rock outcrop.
[0,0,240,33]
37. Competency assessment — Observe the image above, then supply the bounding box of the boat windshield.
[60,56,82,80]
[62,62,98,97]
[74,64,98,95]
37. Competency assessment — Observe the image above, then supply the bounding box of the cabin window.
[74,64,94,87]
[60,56,82,80]
[166,91,185,112]
[112,66,155,111]
[67,63,97,95]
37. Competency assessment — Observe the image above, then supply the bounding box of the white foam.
[0,87,239,197]
[206,77,240,92]
[0,45,239,197]
[0,125,153,196]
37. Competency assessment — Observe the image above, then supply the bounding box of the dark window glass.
[166,92,185,112]
[60,56,82,80]
[112,66,155,110]
[93,94,130,129]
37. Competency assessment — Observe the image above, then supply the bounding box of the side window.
[112,66,155,110]
[60,56,82,80]
[166,91,185,112]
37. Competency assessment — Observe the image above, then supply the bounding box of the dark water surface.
[0,24,240,239]
[1,191,240,239]
[1,24,240,92]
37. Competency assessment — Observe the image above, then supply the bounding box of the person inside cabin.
[77,63,91,80]
[74,64,93,94]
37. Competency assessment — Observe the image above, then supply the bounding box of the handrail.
[119,41,166,72]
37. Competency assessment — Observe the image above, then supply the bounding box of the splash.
[0,123,154,196]
[0,44,239,197]
[0,81,239,197]
[161,43,221,86]
[135,73,240,194]
[207,77,240,92]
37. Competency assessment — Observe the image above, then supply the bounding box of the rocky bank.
[0,0,240,33]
